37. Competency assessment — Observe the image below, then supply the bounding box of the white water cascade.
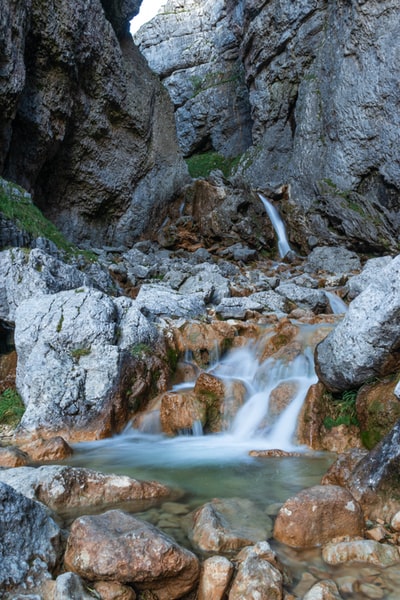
[258,193,293,259]
[72,325,326,471]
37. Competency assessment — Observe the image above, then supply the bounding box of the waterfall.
[325,291,348,314]
[258,193,292,259]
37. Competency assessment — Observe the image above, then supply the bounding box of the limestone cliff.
[135,0,253,158]
[137,0,400,254]
[0,0,189,247]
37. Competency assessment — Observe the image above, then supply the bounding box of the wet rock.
[14,288,157,441]
[0,465,172,514]
[321,448,368,488]
[315,255,400,392]
[20,436,73,462]
[356,378,400,449]
[228,542,283,600]
[322,539,400,568]
[341,420,400,520]
[64,510,200,600]
[273,485,364,548]
[303,579,342,600]
[0,482,63,595]
[173,320,237,367]
[136,283,206,319]
[198,555,234,600]
[186,498,273,554]
[160,391,206,436]
[0,445,29,467]
[304,247,361,276]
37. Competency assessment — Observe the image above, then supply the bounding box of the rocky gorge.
[1,0,400,599]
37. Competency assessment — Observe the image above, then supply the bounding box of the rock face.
[315,255,400,392]
[138,0,400,253]
[0,0,188,247]
[273,485,364,548]
[64,509,200,600]
[14,288,158,440]
[135,0,253,158]
[0,482,63,595]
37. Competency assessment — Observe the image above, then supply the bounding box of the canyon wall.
[0,0,189,247]
[137,0,400,254]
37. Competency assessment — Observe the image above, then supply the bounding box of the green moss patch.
[186,151,241,179]
[0,388,25,427]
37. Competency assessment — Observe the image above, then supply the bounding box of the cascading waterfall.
[258,192,293,259]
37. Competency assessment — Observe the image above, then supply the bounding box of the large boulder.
[64,509,200,600]
[14,288,157,441]
[0,466,172,514]
[273,485,364,548]
[0,482,63,595]
[315,255,400,392]
[1,0,188,247]
[0,248,91,321]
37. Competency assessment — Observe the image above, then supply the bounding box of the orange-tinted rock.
[267,381,298,425]
[160,391,206,436]
[198,556,234,600]
[260,318,299,362]
[64,510,200,600]
[194,372,226,400]
[228,542,283,600]
[319,424,363,453]
[321,449,368,488]
[93,580,136,600]
[0,445,29,467]
[0,351,17,394]
[273,485,364,548]
[174,320,236,367]
[20,436,73,462]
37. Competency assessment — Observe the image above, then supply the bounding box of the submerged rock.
[186,497,273,554]
[322,539,400,568]
[64,509,200,600]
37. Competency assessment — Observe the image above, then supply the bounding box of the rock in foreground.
[64,509,200,600]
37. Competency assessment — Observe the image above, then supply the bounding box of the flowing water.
[259,193,293,258]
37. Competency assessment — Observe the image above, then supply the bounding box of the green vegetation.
[186,151,242,179]
[71,347,91,360]
[56,312,64,333]
[323,389,359,430]
[0,388,25,427]
[0,178,96,261]
[130,343,152,358]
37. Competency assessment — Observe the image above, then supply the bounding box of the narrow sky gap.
[130,0,168,34]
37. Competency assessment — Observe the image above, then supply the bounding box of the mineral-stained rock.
[64,510,200,600]
[228,542,283,600]
[273,485,364,548]
[322,540,400,568]
[315,255,400,392]
[160,391,206,436]
[303,579,343,600]
[0,445,29,467]
[0,465,172,514]
[355,378,400,450]
[198,556,234,600]
[20,436,73,462]
[186,497,273,554]
[93,579,137,600]
[0,482,63,595]
[14,288,157,441]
